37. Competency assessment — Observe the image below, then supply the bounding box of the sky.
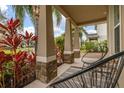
[0,5,95,37]
[83,25,97,34]
[0,5,66,37]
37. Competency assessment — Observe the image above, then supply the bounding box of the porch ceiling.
[58,5,108,26]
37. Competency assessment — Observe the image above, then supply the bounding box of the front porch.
[25,55,94,88]
[33,5,124,88]
[0,5,124,88]
[25,51,119,88]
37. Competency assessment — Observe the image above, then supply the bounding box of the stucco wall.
[97,23,107,41]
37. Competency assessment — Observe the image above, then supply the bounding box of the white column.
[108,6,115,55]
[120,6,124,50]
[64,18,74,64]
[73,27,80,58]
[36,5,57,83]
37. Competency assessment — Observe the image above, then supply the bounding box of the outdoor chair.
[81,45,108,68]
[49,51,124,88]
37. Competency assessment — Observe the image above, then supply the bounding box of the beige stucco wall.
[97,23,107,41]
[118,5,124,88]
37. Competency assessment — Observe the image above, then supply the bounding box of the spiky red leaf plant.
[0,18,37,87]
[22,31,38,47]
[0,18,20,36]
[0,35,22,54]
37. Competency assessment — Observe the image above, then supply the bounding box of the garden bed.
[1,70,36,88]
[0,18,37,88]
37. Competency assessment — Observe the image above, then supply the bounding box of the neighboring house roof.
[87,34,99,40]
[83,29,99,40]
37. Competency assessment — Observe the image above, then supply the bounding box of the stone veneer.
[64,53,74,64]
[36,60,57,83]
[74,51,80,58]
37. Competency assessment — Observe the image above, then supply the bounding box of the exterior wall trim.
[36,55,56,63]
[64,51,74,54]
[73,49,80,51]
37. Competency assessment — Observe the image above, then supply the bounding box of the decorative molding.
[73,49,80,51]
[36,55,56,63]
[64,51,74,54]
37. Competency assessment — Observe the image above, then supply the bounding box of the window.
[114,6,120,53]
[114,6,120,26]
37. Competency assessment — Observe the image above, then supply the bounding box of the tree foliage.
[55,34,64,52]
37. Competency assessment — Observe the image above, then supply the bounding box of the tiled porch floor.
[24,55,98,88]
[24,58,83,88]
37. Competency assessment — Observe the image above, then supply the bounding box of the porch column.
[73,27,80,58]
[36,5,57,83]
[107,6,115,55]
[64,18,74,64]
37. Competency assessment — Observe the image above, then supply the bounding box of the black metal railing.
[49,51,124,88]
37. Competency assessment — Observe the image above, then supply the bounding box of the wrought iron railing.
[49,51,124,88]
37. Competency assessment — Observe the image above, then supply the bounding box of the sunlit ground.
[0,48,34,54]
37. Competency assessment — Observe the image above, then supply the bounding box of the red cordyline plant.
[0,18,20,36]
[0,51,12,87]
[22,31,37,47]
[0,18,37,88]
[0,35,23,54]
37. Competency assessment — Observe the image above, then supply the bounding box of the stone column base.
[74,51,80,58]
[36,60,57,83]
[64,52,74,64]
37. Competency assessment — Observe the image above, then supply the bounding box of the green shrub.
[98,40,108,52]
[84,42,95,52]
[55,35,64,53]
[81,40,108,52]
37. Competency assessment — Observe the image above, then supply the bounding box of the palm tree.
[52,6,62,26]
[0,8,8,23]
[12,5,62,28]
[79,27,85,46]
[12,5,34,27]
[0,9,7,35]
[11,5,62,52]
[79,30,83,46]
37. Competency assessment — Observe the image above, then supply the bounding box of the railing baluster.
[108,58,121,87]
[66,80,74,88]
[81,74,87,87]
[49,51,124,88]
[77,75,84,87]
[71,78,79,88]
[94,68,98,87]
[103,61,111,87]
[63,81,69,88]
